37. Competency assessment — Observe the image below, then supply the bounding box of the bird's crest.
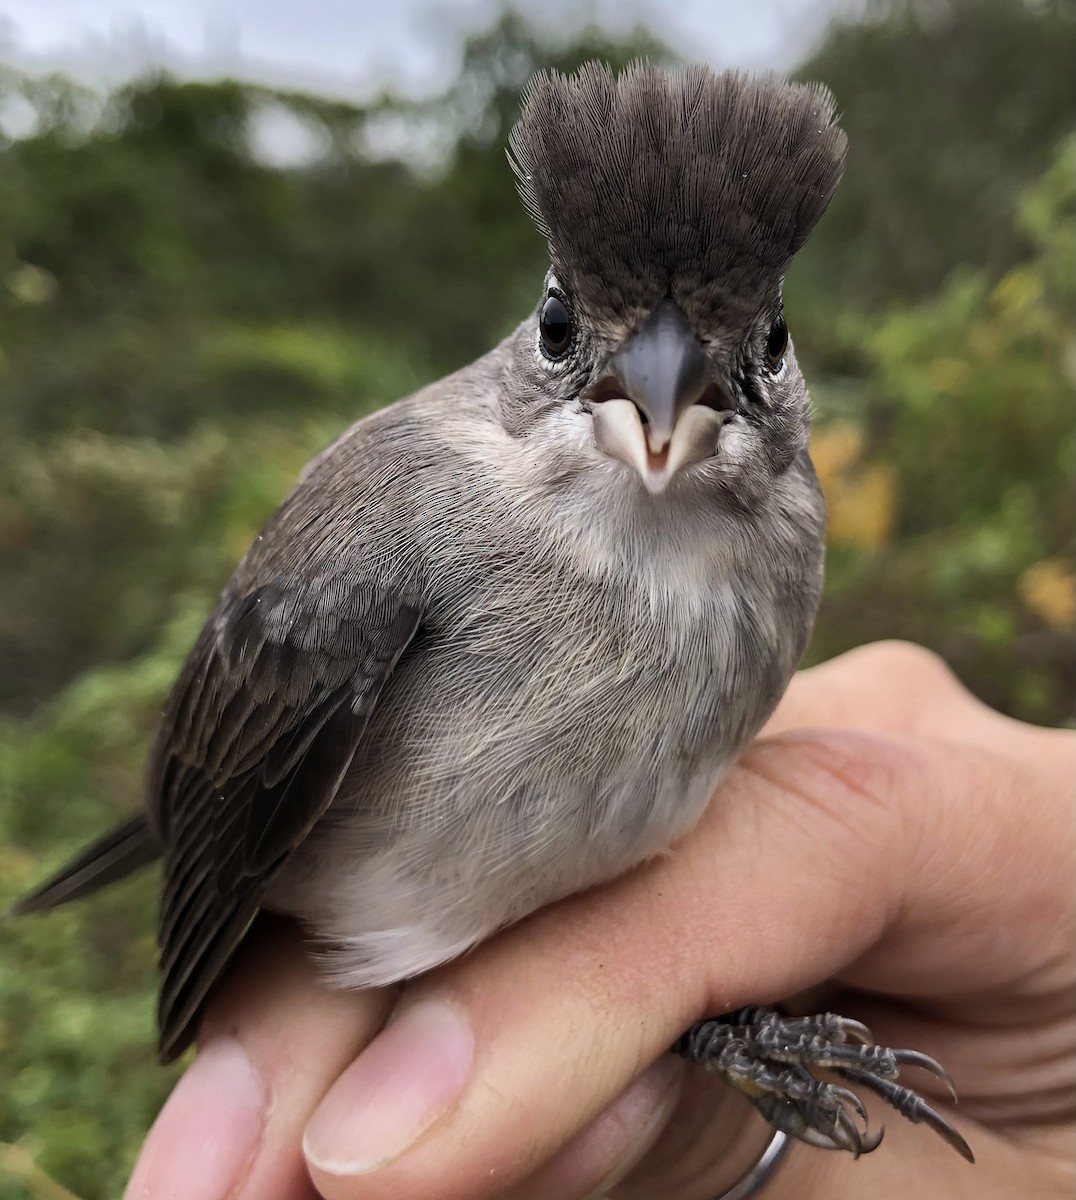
[509,62,847,323]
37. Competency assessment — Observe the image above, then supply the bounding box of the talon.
[860,1124,886,1154]
[832,1084,869,1125]
[795,1115,862,1155]
[835,1105,864,1158]
[905,1092,974,1163]
[837,1068,975,1164]
[893,1048,959,1100]
[836,1016,874,1045]
[934,1118,975,1163]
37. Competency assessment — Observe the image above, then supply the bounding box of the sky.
[0,0,844,101]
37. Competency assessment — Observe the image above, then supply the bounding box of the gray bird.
[15,62,971,1165]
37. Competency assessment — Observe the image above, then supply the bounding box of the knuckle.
[852,639,960,693]
[737,729,927,931]
[741,729,910,845]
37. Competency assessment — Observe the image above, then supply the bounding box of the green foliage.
[807,136,1075,721]
[1,648,182,1200]
[0,3,1073,1196]
[794,0,1076,310]
[0,338,417,712]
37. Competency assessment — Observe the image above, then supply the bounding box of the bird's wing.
[148,575,423,1062]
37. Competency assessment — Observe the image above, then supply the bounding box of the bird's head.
[502,62,846,502]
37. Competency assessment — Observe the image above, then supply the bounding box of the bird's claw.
[674,1007,974,1163]
[890,1046,960,1100]
[753,1079,885,1157]
[837,1064,974,1161]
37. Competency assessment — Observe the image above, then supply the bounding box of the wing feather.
[149,578,423,1062]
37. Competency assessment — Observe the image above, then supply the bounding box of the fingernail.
[303,998,474,1175]
[124,1035,267,1200]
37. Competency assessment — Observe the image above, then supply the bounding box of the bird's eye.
[765,314,789,370]
[539,294,573,359]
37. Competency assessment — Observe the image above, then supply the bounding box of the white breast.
[265,416,795,990]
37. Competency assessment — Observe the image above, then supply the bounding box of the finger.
[602,1071,780,1200]
[519,1058,1068,1200]
[500,1055,688,1200]
[300,729,1064,1200]
[614,1090,1067,1200]
[505,1068,777,1200]
[125,916,393,1200]
[734,1104,1070,1200]
[766,640,1060,754]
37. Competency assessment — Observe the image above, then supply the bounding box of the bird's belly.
[266,585,782,989]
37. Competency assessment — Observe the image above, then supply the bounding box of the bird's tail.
[10,812,160,916]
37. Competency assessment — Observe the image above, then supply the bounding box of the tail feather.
[11,813,160,916]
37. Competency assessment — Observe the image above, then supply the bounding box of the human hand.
[124,642,1075,1200]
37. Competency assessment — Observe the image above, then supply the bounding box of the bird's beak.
[587,300,733,493]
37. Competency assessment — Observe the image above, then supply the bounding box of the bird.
[14,60,972,1165]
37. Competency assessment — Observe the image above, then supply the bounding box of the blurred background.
[0,0,1072,1195]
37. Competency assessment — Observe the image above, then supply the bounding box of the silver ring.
[709,1128,790,1200]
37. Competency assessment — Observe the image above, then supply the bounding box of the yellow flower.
[812,425,899,552]
[1020,558,1076,630]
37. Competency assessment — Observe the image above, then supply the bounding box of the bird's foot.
[674,1006,974,1162]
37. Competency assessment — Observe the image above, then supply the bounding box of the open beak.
[588,300,733,493]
